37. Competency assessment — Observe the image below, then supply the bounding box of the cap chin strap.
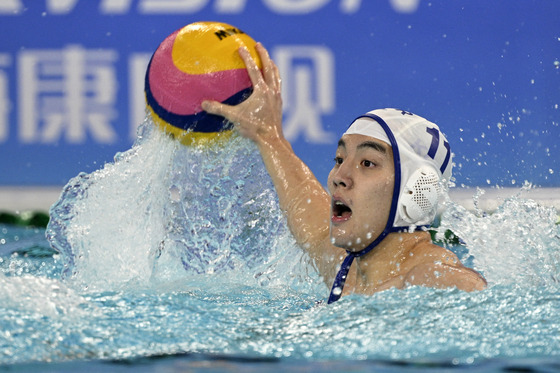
[327,230,391,304]
[327,114,401,304]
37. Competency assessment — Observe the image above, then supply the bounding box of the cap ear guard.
[398,166,441,225]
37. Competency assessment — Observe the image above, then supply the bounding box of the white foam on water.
[0,272,87,318]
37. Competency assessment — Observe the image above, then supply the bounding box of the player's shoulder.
[405,234,461,267]
[402,233,487,291]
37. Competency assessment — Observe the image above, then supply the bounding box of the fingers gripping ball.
[145,21,262,145]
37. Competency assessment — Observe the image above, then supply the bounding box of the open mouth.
[332,200,352,221]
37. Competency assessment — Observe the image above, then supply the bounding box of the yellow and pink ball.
[145,21,262,145]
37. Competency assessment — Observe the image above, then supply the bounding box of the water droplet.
[169,185,180,202]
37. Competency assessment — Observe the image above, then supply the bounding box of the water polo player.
[202,43,486,303]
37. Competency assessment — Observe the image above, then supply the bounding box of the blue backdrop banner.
[1,0,558,187]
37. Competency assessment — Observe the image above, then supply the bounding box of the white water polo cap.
[344,108,453,230]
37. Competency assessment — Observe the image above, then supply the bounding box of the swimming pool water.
[1,118,559,371]
[2,232,559,371]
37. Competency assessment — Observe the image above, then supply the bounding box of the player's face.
[327,134,394,252]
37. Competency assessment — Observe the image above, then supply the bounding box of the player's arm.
[201,43,340,277]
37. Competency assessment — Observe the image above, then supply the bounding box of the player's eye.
[362,160,376,168]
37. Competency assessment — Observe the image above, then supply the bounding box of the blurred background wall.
[0,0,558,211]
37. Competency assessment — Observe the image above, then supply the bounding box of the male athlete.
[202,43,486,303]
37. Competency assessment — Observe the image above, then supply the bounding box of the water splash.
[437,186,560,287]
[0,272,87,318]
[46,116,322,294]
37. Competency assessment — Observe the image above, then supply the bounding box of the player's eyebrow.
[357,140,387,154]
[337,138,388,155]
